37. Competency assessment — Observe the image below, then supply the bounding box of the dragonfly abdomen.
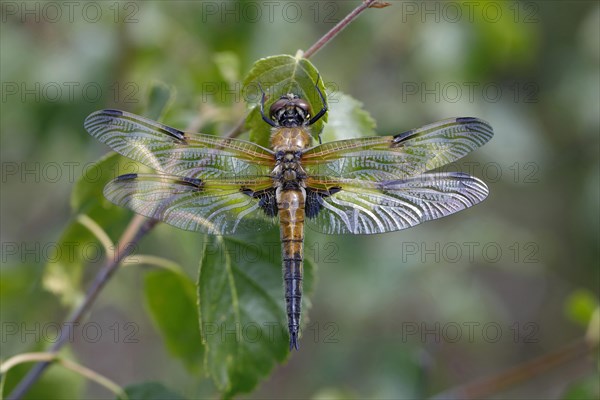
[277,188,306,350]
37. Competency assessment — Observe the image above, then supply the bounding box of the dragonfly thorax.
[270,126,312,152]
[272,149,307,189]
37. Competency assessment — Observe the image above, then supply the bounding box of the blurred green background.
[1,0,598,399]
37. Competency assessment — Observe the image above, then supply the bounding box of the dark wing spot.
[241,187,278,217]
[257,189,278,217]
[305,190,323,218]
[328,187,341,195]
[161,125,187,143]
[305,186,341,219]
[173,177,203,191]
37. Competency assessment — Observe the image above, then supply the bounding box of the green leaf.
[564,289,599,327]
[243,54,327,147]
[70,152,143,215]
[145,81,174,121]
[2,348,85,400]
[214,52,241,85]
[122,382,186,400]
[45,83,175,306]
[313,387,360,400]
[321,92,376,142]
[42,215,111,306]
[561,373,600,400]
[144,269,204,373]
[197,230,314,397]
[45,152,140,305]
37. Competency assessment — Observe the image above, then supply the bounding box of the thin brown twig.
[303,0,389,59]
[7,215,157,400]
[7,2,387,397]
[431,337,597,399]
[226,0,388,139]
[8,87,209,399]
[225,112,248,139]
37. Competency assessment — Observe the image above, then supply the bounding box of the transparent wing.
[85,109,274,179]
[305,173,488,235]
[302,117,493,180]
[104,173,278,235]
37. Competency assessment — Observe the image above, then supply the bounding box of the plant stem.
[7,2,388,396]
[3,353,126,400]
[303,0,388,59]
[225,113,248,139]
[226,0,387,139]
[8,215,157,400]
[431,337,597,399]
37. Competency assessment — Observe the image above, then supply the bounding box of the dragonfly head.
[270,94,311,127]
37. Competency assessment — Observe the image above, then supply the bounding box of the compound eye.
[294,99,311,114]
[269,98,288,118]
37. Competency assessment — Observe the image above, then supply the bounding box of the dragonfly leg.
[308,74,328,126]
[258,82,277,127]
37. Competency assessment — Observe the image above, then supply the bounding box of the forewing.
[305,173,488,235]
[85,109,274,179]
[104,174,277,235]
[302,117,493,180]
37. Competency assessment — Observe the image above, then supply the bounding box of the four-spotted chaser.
[84,81,493,350]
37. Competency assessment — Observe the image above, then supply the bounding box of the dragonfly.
[84,80,493,350]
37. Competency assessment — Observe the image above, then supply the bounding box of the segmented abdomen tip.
[289,332,300,351]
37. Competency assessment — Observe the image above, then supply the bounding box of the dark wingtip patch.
[456,117,478,123]
[456,116,493,130]
[84,109,123,129]
[116,173,138,181]
[456,116,494,139]
[102,109,125,117]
